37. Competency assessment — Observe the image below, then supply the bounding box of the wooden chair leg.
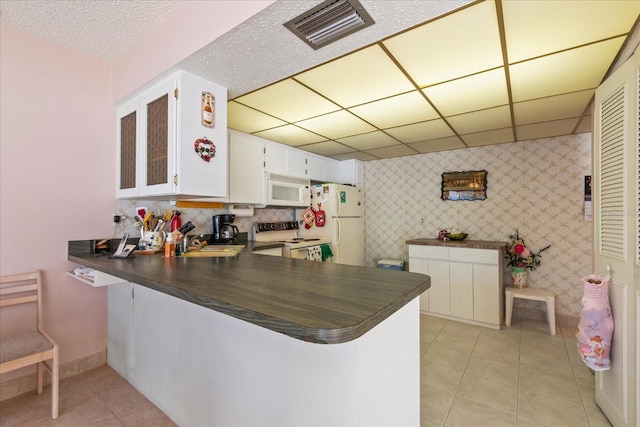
[51,347,59,419]
[37,362,43,394]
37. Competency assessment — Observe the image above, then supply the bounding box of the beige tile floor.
[1,315,613,427]
[0,365,176,426]
[420,315,613,427]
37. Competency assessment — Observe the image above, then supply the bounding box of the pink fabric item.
[576,275,614,371]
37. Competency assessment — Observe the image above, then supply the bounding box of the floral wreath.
[194,137,216,162]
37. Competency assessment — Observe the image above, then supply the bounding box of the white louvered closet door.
[592,45,639,427]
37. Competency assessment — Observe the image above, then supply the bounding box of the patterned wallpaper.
[364,133,593,318]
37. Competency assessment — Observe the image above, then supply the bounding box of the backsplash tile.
[116,201,295,241]
[365,133,592,317]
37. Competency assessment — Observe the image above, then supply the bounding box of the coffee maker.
[211,214,239,244]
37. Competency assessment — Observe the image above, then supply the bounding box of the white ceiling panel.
[300,141,357,156]
[382,1,503,87]
[408,136,466,153]
[331,151,378,161]
[337,131,401,150]
[295,110,376,139]
[423,68,509,116]
[235,79,341,122]
[460,127,514,147]
[447,105,512,135]
[365,144,417,159]
[385,119,455,144]
[295,45,415,107]
[254,124,327,146]
[227,101,287,134]
[348,91,439,129]
[513,90,594,125]
[516,117,580,141]
[509,37,626,102]
[503,0,640,63]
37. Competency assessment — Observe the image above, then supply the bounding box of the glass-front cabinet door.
[116,98,140,198]
[139,78,176,196]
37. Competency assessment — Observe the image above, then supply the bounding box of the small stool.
[505,286,556,335]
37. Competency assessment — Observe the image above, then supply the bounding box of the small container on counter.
[165,234,175,257]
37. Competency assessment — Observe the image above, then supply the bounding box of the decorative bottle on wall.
[576,274,614,371]
[202,92,214,128]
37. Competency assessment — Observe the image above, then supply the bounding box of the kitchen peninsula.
[68,243,429,426]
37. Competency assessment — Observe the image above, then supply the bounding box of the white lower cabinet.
[408,245,503,329]
[107,282,135,373]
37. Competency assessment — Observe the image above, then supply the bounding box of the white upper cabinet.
[228,129,363,204]
[339,159,364,186]
[116,70,228,199]
[324,158,340,183]
[264,140,288,175]
[228,130,265,204]
[305,153,326,182]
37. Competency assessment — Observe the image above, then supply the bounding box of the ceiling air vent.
[284,0,375,50]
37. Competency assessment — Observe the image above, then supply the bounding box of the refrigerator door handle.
[335,218,341,245]
[334,188,341,216]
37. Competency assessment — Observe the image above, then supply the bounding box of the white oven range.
[253,221,331,260]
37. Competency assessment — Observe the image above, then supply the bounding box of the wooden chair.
[0,271,59,419]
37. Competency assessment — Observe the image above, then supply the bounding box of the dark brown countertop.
[68,241,430,344]
[406,238,507,251]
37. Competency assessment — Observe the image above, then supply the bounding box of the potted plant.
[505,229,551,288]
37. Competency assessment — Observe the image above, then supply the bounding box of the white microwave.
[265,173,310,207]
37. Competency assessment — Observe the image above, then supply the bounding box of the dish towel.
[306,245,322,261]
[320,243,333,261]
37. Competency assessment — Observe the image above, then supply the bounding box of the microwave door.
[268,180,309,206]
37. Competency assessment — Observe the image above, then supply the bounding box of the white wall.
[0,24,114,372]
[364,134,592,319]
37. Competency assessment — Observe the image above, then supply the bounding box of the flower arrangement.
[505,229,551,270]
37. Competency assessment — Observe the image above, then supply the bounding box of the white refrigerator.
[298,184,365,266]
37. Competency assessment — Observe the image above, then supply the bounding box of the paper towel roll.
[229,204,254,217]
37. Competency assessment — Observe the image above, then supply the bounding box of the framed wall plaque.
[441,170,487,201]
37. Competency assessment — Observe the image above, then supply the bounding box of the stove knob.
[269,223,275,230]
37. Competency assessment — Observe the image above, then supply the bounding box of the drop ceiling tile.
[509,37,625,102]
[383,1,503,87]
[227,101,287,133]
[253,124,326,147]
[348,91,438,129]
[447,105,512,135]
[460,128,515,147]
[366,144,418,159]
[516,117,580,141]
[422,68,508,116]
[295,110,375,139]
[408,136,466,153]
[337,130,400,151]
[300,141,356,156]
[385,119,454,143]
[234,78,340,122]
[294,45,415,108]
[503,0,640,63]
[330,151,378,161]
[513,90,594,125]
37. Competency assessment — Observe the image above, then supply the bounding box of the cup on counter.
[141,231,166,251]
